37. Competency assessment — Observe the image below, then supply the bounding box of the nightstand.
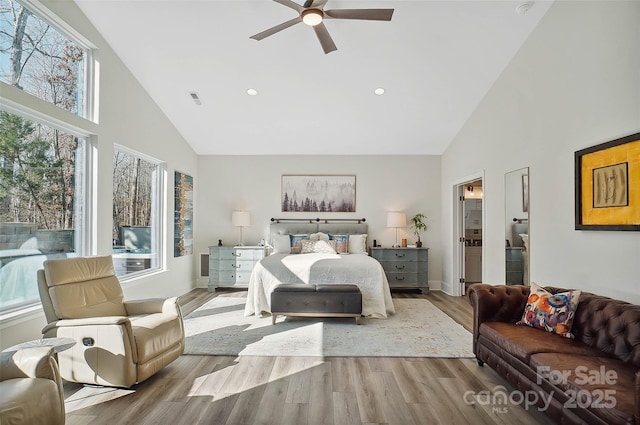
[370,247,429,293]
[208,245,266,292]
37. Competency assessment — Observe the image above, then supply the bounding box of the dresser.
[370,247,429,293]
[208,245,266,292]
[505,247,524,285]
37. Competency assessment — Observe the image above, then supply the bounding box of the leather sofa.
[468,283,639,425]
[38,255,185,388]
[0,346,65,425]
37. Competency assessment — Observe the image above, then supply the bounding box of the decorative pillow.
[309,232,330,242]
[330,234,349,254]
[348,234,367,254]
[271,234,291,254]
[290,234,310,254]
[300,239,337,254]
[517,282,581,338]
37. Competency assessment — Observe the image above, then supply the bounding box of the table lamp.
[232,211,251,246]
[386,211,406,248]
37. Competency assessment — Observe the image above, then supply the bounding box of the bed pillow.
[300,239,337,254]
[517,282,582,338]
[290,234,310,254]
[271,234,291,254]
[330,234,349,254]
[348,234,367,254]
[309,232,330,242]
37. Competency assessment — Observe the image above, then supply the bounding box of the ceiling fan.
[250,0,394,54]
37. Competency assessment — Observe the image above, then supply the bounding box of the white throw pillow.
[272,234,291,254]
[309,232,330,241]
[348,234,367,254]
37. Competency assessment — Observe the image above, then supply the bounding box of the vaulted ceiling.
[74,0,553,155]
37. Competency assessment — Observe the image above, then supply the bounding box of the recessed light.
[247,88,258,96]
[374,88,385,96]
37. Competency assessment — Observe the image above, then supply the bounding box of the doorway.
[452,174,484,296]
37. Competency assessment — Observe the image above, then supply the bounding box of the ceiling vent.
[188,92,202,105]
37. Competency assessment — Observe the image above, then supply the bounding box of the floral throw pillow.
[517,282,581,338]
[300,239,337,254]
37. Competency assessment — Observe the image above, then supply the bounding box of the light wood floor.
[63,289,553,425]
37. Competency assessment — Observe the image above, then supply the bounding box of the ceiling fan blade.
[309,0,329,8]
[250,17,302,41]
[313,22,337,54]
[324,9,394,21]
[274,0,304,13]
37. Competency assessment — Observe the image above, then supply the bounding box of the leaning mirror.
[505,167,529,285]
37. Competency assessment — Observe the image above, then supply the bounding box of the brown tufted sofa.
[468,283,640,425]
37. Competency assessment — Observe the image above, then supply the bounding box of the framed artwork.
[575,132,640,231]
[174,171,194,256]
[522,174,529,213]
[282,175,356,212]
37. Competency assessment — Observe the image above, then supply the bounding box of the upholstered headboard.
[270,222,368,239]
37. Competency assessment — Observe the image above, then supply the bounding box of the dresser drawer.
[377,249,416,261]
[233,248,265,260]
[211,247,236,260]
[379,261,422,273]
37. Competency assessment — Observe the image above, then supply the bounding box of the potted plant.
[410,213,427,247]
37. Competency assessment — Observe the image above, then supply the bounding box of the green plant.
[410,213,428,241]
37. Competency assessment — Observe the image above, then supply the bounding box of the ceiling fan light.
[302,9,323,26]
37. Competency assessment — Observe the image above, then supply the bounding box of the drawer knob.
[395,276,405,281]
[395,264,405,269]
[396,253,405,257]
[232,252,242,257]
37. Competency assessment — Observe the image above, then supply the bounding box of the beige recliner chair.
[0,346,65,425]
[37,255,184,388]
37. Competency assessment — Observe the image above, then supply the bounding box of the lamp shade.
[386,212,406,228]
[231,211,251,227]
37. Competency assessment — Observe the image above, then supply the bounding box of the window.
[112,147,163,278]
[0,0,92,314]
[0,111,87,312]
[0,0,88,116]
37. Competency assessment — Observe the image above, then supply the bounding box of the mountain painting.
[282,175,356,213]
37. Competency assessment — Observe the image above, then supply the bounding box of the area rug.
[183,296,474,358]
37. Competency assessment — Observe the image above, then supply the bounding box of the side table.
[2,337,76,354]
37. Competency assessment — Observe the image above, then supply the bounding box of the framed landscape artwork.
[174,171,194,256]
[575,132,640,231]
[282,175,356,212]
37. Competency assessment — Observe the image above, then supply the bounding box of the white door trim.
[451,171,485,297]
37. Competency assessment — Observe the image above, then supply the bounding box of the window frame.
[0,0,95,319]
[1,0,96,119]
[112,144,166,281]
[0,110,94,315]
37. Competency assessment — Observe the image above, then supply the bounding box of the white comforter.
[245,253,395,318]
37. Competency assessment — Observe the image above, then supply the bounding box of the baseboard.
[196,277,208,288]
[428,280,442,291]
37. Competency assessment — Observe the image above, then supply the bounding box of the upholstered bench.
[271,284,363,324]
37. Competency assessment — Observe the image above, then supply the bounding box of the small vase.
[416,240,423,248]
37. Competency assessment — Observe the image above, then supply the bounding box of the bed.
[244,221,395,318]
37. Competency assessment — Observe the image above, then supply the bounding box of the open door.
[453,175,484,296]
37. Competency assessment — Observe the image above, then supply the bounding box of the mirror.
[505,167,529,285]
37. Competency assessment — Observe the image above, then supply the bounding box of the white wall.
[194,155,442,288]
[0,0,198,349]
[441,1,640,302]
